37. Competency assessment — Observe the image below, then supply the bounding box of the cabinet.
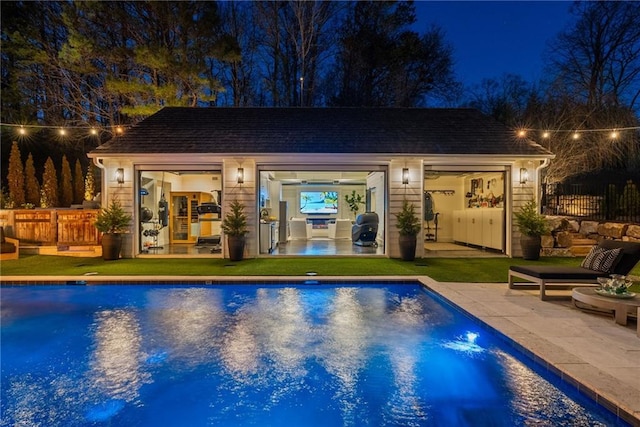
[452,210,467,243]
[482,209,503,250]
[453,209,503,251]
[260,222,279,253]
[170,192,213,243]
[466,210,483,247]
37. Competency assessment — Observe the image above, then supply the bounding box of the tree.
[7,141,25,208]
[84,165,96,201]
[212,2,253,106]
[59,155,73,207]
[73,159,84,205]
[24,153,40,206]
[41,157,59,208]
[329,1,457,107]
[530,1,640,182]
[549,2,640,111]
[465,74,535,126]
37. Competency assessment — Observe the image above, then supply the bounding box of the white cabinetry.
[453,209,503,251]
[482,209,503,250]
[452,210,467,243]
[259,222,279,253]
[466,210,483,246]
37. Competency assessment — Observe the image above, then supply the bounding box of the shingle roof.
[91,107,551,156]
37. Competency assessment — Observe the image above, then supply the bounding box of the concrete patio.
[420,277,640,425]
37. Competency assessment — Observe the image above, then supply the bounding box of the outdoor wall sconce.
[115,168,125,185]
[237,167,244,184]
[519,167,529,184]
[402,168,409,185]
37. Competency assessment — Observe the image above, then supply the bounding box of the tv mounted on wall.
[300,191,338,214]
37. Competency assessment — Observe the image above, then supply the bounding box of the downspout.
[535,158,551,206]
[93,158,106,205]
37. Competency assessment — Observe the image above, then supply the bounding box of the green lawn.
[5,254,639,282]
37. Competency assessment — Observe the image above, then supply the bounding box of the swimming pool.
[0,283,628,426]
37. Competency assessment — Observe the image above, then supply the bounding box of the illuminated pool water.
[0,283,628,426]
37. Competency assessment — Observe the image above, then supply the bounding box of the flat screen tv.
[300,191,338,214]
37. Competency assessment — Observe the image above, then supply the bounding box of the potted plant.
[94,198,132,260]
[514,200,549,260]
[395,199,421,261]
[221,200,248,261]
[344,190,364,220]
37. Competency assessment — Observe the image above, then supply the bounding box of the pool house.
[88,107,553,259]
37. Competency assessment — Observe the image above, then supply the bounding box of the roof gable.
[91,107,551,157]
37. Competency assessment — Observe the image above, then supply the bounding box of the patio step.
[570,238,597,256]
[21,245,101,257]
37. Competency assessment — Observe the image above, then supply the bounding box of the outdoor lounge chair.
[508,240,640,301]
[0,226,19,261]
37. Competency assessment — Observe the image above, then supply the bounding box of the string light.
[0,122,129,138]
[515,125,639,140]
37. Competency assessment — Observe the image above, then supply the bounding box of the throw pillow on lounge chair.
[580,245,622,273]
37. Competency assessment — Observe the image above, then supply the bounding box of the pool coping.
[2,274,639,425]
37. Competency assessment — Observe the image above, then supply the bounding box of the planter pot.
[101,233,123,260]
[399,234,417,261]
[227,235,246,261]
[520,235,542,260]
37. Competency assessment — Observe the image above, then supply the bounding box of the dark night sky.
[414,1,576,87]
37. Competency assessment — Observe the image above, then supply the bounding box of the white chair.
[289,218,312,240]
[329,219,352,239]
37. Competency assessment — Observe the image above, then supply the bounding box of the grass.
[5,254,637,281]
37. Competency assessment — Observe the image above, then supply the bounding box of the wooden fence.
[0,209,100,245]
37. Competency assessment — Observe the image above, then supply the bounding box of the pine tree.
[59,155,73,207]
[84,166,96,201]
[7,141,25,208]
[73,159,84,205]
[41,157,59,208]
[24,153,40,206]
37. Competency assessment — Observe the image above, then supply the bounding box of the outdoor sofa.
[0,226,19,261]
[508,240,640,301]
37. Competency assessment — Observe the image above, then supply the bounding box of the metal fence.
[541,181,640,223]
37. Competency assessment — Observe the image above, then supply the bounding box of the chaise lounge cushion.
[597,239,640,275]
[509,265,609,281]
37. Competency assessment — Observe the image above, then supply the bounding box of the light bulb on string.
[542,131,550,139]
[610,130,618,139]
[572,132,580,140]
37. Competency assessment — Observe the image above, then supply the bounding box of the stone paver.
[422,278,640,424]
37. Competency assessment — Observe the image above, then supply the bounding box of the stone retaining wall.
[541,216,640,257]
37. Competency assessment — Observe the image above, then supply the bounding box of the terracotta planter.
[399,234,417,261]
[101,233,123,260]
[227,235,246,261]
[520,235,541,260]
